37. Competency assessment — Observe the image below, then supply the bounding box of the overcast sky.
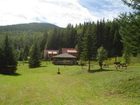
[0,0,131,27]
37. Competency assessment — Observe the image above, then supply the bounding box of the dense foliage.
[43,20,123,58]
[0,36,17,74]
[29,43,41,68]
[119,0,140,59]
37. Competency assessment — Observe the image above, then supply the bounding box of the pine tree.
[97,46,107,69]
[2,36,17,67]
[40,32,48,51]
[23,45,29,61]
[77,24,86,57]
[119,0,140,56]
[29,43,41,68]
[0,48,4,67]
[80,25,97,71]
[122,0,140,11]
[65,24,77,48]
[0,36,17,74]
[18,48,24,61]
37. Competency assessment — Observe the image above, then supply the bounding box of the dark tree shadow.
[0,72,21,76]
[88,69,114,73]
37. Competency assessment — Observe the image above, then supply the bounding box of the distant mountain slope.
[0,23,59,32]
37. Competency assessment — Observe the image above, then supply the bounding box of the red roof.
[44,50,59,54]
[62,48,78,54]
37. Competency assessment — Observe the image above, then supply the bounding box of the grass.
[0,62,140,105]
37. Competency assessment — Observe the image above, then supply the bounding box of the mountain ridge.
[0,22,60,32]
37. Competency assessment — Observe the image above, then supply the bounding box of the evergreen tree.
[23,45,29,61]
[18,48,24,61]
[47,28,59,49]
[0,48,4,67]
[122,0,140,11]
[40,32,48,51]
[1,36,17,67]
[0,36,17,74]
[77,24,86,57]
[97,46,107,69]
[119,14,140,54]
[80,25,97,71]
[65,24,77,48]
[95,20,123,57]
[29,43,41,68]
[119,0,140,56]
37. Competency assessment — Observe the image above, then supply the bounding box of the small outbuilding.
[52,53,77,65]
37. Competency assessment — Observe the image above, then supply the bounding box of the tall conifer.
[29,43,41,68]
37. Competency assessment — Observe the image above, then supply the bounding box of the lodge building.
[44,48,78,65]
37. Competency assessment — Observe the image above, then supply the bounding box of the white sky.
[0,0,131,27]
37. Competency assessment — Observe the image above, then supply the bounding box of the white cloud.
[81,0,132,21]
[0,0,131,27]
[0,0,97,27]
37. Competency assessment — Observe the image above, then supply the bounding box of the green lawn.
[0,62,140,105]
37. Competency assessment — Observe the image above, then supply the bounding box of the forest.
[0,0,139,71]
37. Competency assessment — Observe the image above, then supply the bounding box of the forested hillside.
[0,22,59,45]
[0,23,60,61]
[0,23,59,32]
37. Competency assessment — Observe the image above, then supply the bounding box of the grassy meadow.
[0,62,140,105]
